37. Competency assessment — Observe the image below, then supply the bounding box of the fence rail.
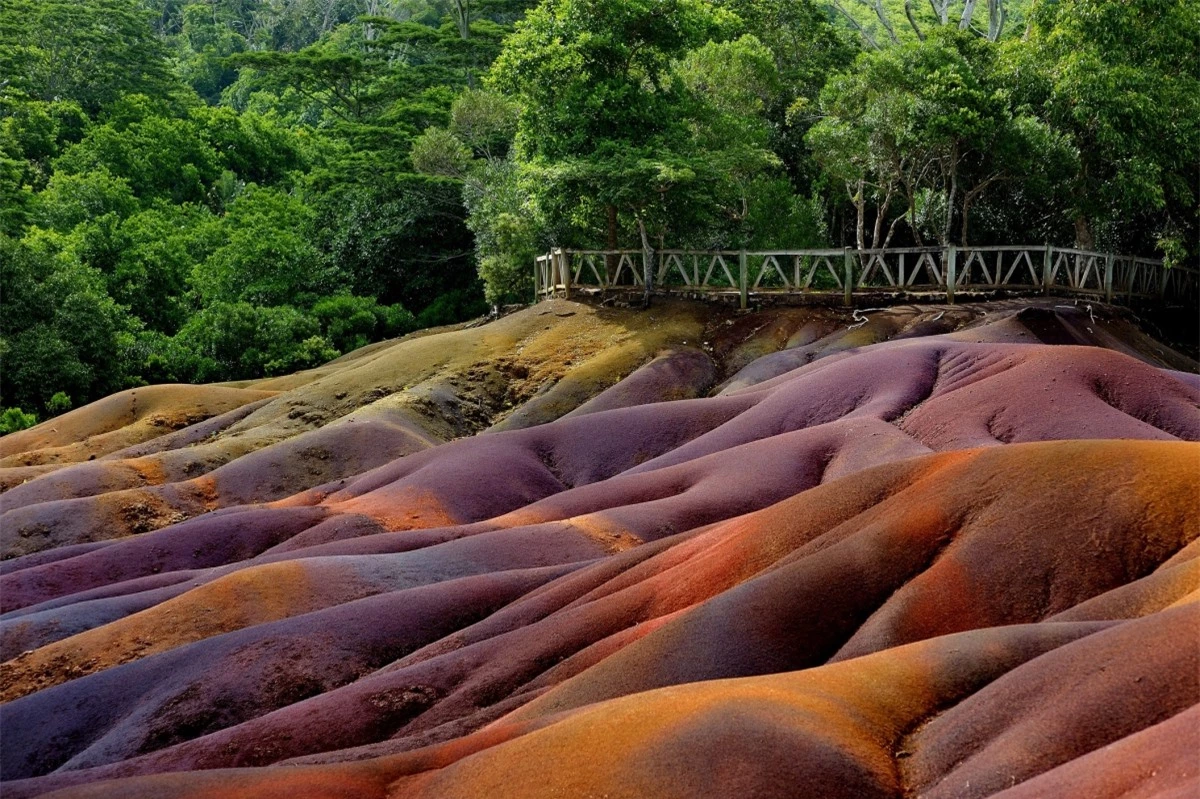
[534,245,1198,308]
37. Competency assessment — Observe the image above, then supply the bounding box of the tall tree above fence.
[807,29,1075,249]
[713,0,855,190]
[491,0,778,267]
[1009,0,1199,262]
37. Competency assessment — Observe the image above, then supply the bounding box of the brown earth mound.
[0,298,1196,799]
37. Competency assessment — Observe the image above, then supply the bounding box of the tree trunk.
[830,0,880,48]
[904,0,925,40]
[929,0,950,25]
[961,194,973,248]
[873,0,900,44]
[637,216,653,308]
[987,0,1006,40]
[907,191,924,247]
[453,0,470,38]
[606,204,619,284]
[870,185,895,250]
[960,176,999,248]
[1074,216,1095,250]
[942,149,959,247]
[853,180,867,253]
[959,0,978,30]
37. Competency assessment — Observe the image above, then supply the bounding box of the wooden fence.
[534,245,1198,308]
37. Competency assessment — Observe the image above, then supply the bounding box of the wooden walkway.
[534,245,1198,308]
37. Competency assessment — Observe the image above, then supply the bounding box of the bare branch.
[928,0,950,25]
[959,0,979,30]
[451,0,470,39]
[882,203,907,250]
[904,0,926,40]
[871,182,896,249]
[830,0,881,49]
[870,0,901,44]
[987,0,1007,40]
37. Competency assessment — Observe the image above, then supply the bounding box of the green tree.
[411,125,473,178]
[670,35,786,244]
[229,14,505,317]
[0,0,177,115]
[0,99,89,185]
[1,99,90,233]
[825,0,1025,49]
[0,234,140,410]
[166,301,337,381]
[53,101,222,204]
[1,0,552,406]
[228,38,379,123]
[45,391,73,416]
[34,170,139,232]
[192,185,338,306]
[491,0,778,301]
[0,154,29,235]
[113,203,219,332]
[1013,0,1199,258]
[312,293,417,351]
[808,29,1075,248]
[715,0,854,189]
[449,87,519,160]
[0,407,38,435]
[177,2,249,102]
[412,88,532,304]
[192,106,305,188]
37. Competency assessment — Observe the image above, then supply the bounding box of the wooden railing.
[534,245,1198,308]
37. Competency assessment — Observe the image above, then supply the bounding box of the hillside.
[0,298,1197,798]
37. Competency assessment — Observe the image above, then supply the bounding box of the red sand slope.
[0,299,1197,799]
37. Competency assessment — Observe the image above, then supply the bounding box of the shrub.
[168,302,336,382]
[416,288,488,328]
[0,407,38,435]
[45,391,72,415]
[311,294,416,354]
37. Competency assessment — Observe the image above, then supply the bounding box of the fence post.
[1042,243,1052,295]
[843,247,853,306]
[1104,253,1114,304]
[559,250,570,300]
[739,250,749,310]
[945,244,957,305]
[533,256,540,303]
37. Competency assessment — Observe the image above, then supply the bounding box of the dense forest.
[1,0,1196,430]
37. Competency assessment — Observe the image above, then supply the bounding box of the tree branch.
[960,0,979,30]
[883,203,907,250]
[830,0,881,49]
[928,0,950,25]
[871,182,897,249]
[871,0,901,44]
[987,0,1007,40]
[904,0,926,40]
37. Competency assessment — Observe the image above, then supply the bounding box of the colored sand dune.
[1,298,1197,799]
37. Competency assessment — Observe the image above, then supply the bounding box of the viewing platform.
[535,245,1198,308]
